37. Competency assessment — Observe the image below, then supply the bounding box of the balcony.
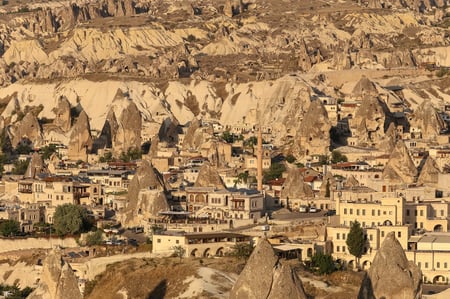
[74,192,90,198]
[231,206,245,211]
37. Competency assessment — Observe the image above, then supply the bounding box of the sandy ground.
[176,267,238,298]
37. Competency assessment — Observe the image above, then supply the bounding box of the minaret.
[257,125,263,191]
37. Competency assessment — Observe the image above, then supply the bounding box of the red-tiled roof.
[303,176,318,183]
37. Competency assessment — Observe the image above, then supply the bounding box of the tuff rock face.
[52,96,72,132]
[194,161,226,189]
[409,101,447,140]
[352,76,379,98]
[28,248,82,299]
[358,232,422,299]
[320,171,337,196]
[378,122,398,153]
[382,140,418,184]
[67,110,92,161]
[417,156,440,185]
[229,238,308,299]
[111,91,142,156]
[182,117,205,151]
[350,95,391,147]
[280,168,314,199]
[293,100,331,158]
[118,160,169,227]
[10,112,43,147]
[25,152,46,179]
[96,109,119,151]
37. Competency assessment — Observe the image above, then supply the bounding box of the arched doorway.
[347,260,355,269]
[433,275,446,284]
[190,248,198,257]
[383,220,392,226]
[203,248,211,258]
[216,247,224,257]
[307,248,313,258]
[434,224,443,232]
[362,260,371,270]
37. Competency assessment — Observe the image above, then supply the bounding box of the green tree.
[53,204,92,236]
[233,172,249,187]
[172,245,186,261]
[346,220,365,269]
[99,151,114,163]
[285,154,296,164]
[318,154,328,165]
[331,150,348,164]
[40,144,57,160]
[263,163,286,182]
[85,230,103,246]
[119,147,142,162]
[244,136,257,147]
[12,159,29,175]
[231,243,253,260]
[0,220,20,236]
[311,252,336,275]
[0,128,13,155]
[220,131,234,143]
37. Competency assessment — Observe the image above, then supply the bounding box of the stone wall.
[0,237,78,253]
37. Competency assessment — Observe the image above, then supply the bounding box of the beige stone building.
[328,190,450,283]
[152,231,251,258]
[407,233,450,284]
[183,187,265,221]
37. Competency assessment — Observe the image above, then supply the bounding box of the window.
[342,233,346,240]
[425,262,428,269]
[176,240,179,244]
[372,209,375,216]
[362,209,366,216]
[415,210,417,216]
[445,262,448,269]
[350,209,353,215]
[378,210,380,216]
[418,262,421,268]
[336,233,340,240]
[437,262,440,268]
[441,210,444,217]
[420,210,423,216]
[381,231,385,237]
[344,208,347,215]
[406,209,410,216]
[157,239,161,243]
[336,246,340,252]
[357,209,360,216]
[369,234,373,241]
[342,246,346,252]
[397,231,401,238]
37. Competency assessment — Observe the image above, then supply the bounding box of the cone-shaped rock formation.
[358,232,422,299]
[230,238,308,299]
